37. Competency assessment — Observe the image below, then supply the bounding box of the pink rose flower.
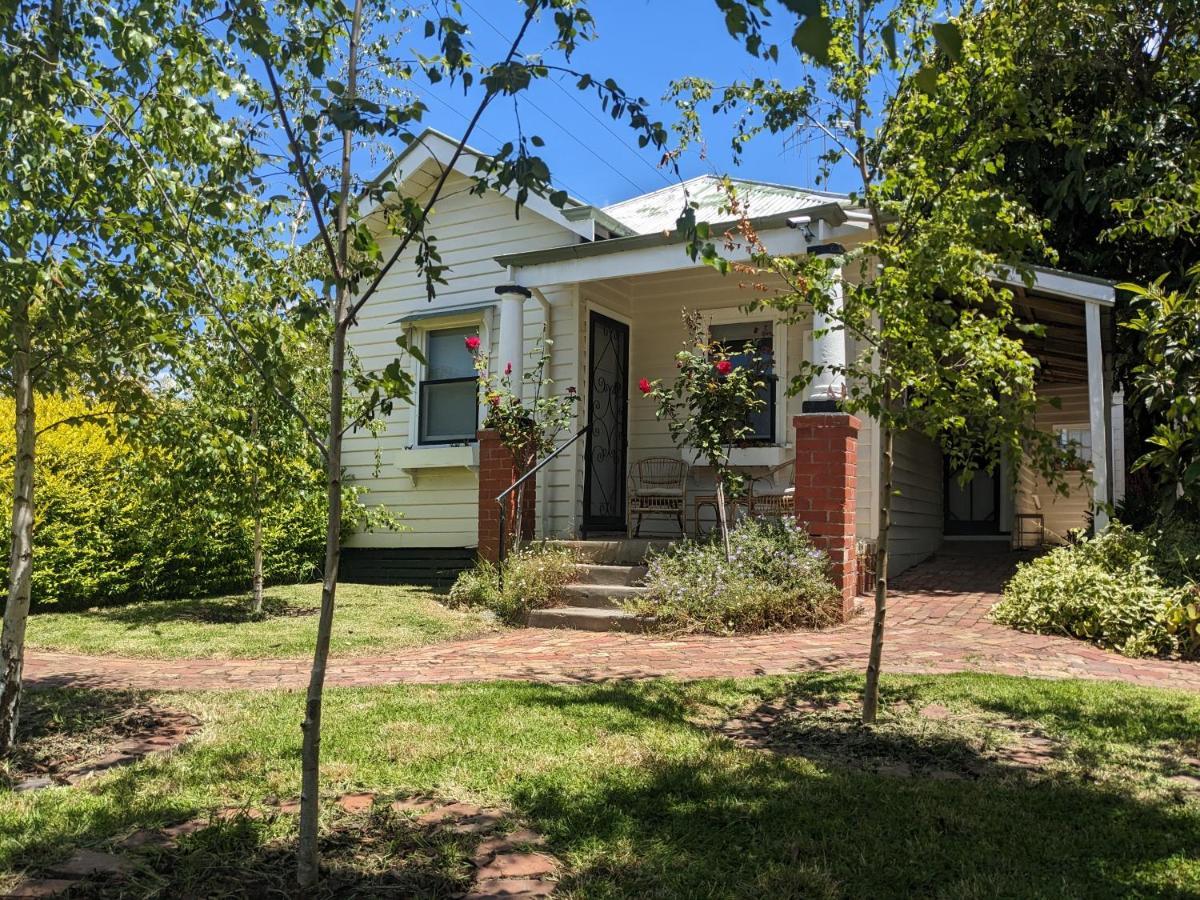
[505,362,512,375]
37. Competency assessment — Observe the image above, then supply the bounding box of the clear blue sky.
[413,0,856,208]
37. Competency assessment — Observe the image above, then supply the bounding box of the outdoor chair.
[628,457,689,537]
[748,458,795,519]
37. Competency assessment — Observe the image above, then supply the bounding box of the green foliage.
[447,543,577,626]
[0,396,326,608]
[630,517,841,634]
[993,523,1200,659]
[1122,267,1200,514]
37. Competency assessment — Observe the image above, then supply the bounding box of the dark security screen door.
[945,463,1002,535]
[583,311,629,533]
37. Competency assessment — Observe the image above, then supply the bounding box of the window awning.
[391,301,496,325]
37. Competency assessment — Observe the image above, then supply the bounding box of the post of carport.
[1085,301,1110,531]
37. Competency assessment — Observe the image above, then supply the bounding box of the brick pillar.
[477,429,535,563]
[792,414,860,621]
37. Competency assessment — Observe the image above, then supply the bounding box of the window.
[710,320,776,443]
[1058,425,1092,465]
[417,325,478,445]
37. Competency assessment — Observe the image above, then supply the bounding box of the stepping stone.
[216,807,264,821]
[3,878,78,897]
[444,809,507,835]
[161,819,206,841]
[919,703,951,721]
[465,878,557,899]
[390,796,435,815]
[1167,774,1200,791]
[277,799,301,814]
[417,801,486,825]
[475,852,557,880]
[337,792,376,812]
[48,849,131,878]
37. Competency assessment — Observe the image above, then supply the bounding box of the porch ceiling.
[1012,289,1112,382]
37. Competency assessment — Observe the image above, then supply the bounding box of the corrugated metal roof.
[602,175,850,235]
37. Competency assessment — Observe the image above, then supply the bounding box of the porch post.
[804,251,847,412]
[1085,301,1110,530]
[495,284,530,390]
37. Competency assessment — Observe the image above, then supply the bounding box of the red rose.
[715,359,733,375]
[504,362,512,375]
[465,335,481,351]
[567,386,577,394]
[638,378,652,395]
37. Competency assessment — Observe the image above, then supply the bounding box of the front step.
[526,606,652,633]
[574,563,649,586]
[550,539,672,566]
[556,583,645,610]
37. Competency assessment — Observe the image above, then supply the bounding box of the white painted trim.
[516,225,808,288]
[1111,389,1126,506]
[995,265,1117,306]
[362,128,594,241]
[1085,302,1110,529]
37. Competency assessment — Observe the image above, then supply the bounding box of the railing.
[496,423,591,588]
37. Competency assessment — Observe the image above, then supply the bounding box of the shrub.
[0,395,327,608]
[629,517,842,634]
[992,523,1200,659]
[447,543,577,625]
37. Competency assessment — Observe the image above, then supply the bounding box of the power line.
[459,0,668,194]
[405,81,593,203]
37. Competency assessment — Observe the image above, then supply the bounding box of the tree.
[640,309,767,560]
[209,0,674,884]
[1122,265,1200,514]
[0,0,265,751]
[679,0,1068,722]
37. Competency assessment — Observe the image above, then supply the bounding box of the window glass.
[418,325,478,444]
[426,326,477,379]
[1059,426,1092,464]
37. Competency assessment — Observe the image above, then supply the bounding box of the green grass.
[25,582,497,659]
[3,674,1199,897]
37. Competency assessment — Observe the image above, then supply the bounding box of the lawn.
[3,674,1198,897]
[25,583,496,659]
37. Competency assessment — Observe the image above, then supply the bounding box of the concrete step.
[556,583,646,610]
[526,606,653,633]
[573,563,649,586]
[551,539,673,566]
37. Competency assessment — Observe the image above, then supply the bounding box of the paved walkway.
[25,548,1200,693]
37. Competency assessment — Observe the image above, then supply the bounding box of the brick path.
[24,548,1200,693]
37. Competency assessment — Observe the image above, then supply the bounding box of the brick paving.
[23,547,1200,693]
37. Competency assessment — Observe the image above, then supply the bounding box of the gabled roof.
[602,175,852,235]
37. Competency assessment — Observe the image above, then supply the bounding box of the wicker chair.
[628,457,689,537]
[748,458,795,519]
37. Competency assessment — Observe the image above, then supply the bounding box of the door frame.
[943,458,1004,536]
[582,308,630,535]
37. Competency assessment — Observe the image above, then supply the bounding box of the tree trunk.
[715,471,732,562]
[862,420,893,724]
[296,0,361,886]
[0,290,35,754]
[251,407,264,616]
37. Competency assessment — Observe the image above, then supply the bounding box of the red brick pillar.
[792,414,860,621]
[477,429,536,563]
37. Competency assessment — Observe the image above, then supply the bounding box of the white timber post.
[804,246,847,411]
[495,283,530,389]
[1085,301,1110,531]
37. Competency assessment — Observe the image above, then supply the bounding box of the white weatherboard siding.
[1016,382,1097,544]
[343,172,579,550]
[889,429,943,574]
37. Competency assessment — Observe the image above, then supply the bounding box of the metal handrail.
[497,423,591,584]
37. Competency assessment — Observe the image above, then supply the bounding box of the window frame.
[410,316,488,447]
[705,309,788,446]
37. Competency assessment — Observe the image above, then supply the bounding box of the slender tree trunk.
[862,419,893,724]
[296,0,361,887]
[251,407,264,616]
[0,290,36,753]
[715,470,732,562]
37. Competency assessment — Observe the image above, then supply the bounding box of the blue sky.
[413,0,856,208]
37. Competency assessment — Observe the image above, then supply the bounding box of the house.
[340,128,1122,606]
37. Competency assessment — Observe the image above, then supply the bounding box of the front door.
[944,462,1003,535]
[583,311,629,534]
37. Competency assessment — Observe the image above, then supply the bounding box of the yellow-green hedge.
[0,395,325,608]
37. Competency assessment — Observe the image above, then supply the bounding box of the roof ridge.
[601,173,716,210]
